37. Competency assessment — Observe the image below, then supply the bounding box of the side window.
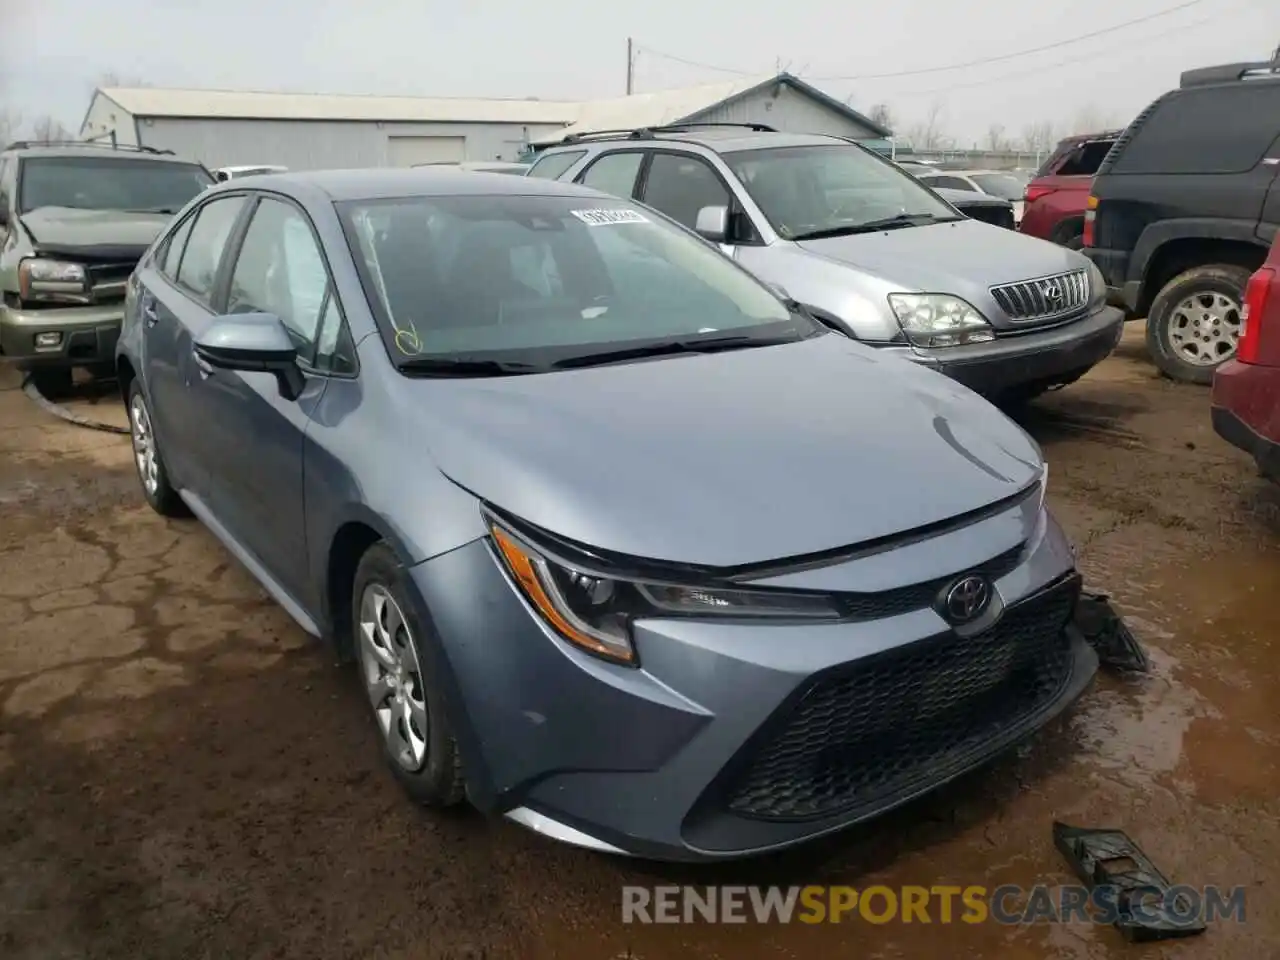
[526,150,586,180]
[640,153,732,230]
[578,152,644,199]
[1115,85,1280,175]
[315,295,358,374]
[176,196,247,303]
[226,198,332,360]
[160,215,196,280]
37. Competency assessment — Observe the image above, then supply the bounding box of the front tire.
[1145,264,1250,384]
[352,543,465,808]
[127,379,188,517]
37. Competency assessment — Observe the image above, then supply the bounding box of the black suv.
[1085,59,1280,384]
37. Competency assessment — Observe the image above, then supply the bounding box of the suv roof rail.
[2,139,176,155]
[557,121,777,145]
[1180,60,1280,88]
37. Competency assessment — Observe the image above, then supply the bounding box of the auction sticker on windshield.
[571,209,649,226]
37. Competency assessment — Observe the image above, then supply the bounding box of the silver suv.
[528,125,1124,401]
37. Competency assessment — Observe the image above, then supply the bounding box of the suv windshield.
[338,194,818,370]
[970,173,1026,200]
[725,144,959,240]
[18,157,213,214]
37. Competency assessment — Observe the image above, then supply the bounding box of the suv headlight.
[488,517,842,666]
[888,293,995,348]
[19,258,89,303]
[1086,259,1106,309]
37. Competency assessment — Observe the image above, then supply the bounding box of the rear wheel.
[352,543,465,808]
[1145,264,1250,384]
[127,379,187,517]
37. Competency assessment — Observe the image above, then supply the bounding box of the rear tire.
[1145,264,1250,385]
[352,543,466,808]
[126,379,188,517]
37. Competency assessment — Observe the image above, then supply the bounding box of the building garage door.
[387,135,466,167]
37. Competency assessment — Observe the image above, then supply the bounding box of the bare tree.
[97,71,149,88]
[0,108,22,147]
[1020,120,1057,155]
[985,123,1006,152]
[29,115,74,143]
[867,102,895,132]
[905,100,947,151]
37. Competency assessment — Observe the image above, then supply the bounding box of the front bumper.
[0,303,123,368]
[407,505,1096,862]
[883,305,1125,397]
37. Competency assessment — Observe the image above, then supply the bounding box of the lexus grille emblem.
[1041,280,1065,304]
[944,575,991,624]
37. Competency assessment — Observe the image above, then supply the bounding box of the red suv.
[1211,236,1280,479]
[1019,131,1120,249]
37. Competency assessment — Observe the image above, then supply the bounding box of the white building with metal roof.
[77,74,891,170]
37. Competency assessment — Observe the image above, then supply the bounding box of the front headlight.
[488,519,842,666]
[19,258,89,302]
[888,293,995,348]
[1086,259,1106,309]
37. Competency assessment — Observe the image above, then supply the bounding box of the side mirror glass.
[694,205,729,243]
[193,312,305,401]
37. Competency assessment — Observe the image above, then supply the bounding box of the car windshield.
[338,193,818,371]
[725,144,959,240]
[18,157,214,214]
[970,173,1026,200]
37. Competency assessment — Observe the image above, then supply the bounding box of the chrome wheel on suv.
[1167,291,1241,367]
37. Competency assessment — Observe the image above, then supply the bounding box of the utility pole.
[626,38,634,95]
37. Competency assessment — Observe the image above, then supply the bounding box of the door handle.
[142,301,160,327]
[192,349,214,378]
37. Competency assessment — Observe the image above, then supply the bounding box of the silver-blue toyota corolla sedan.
[116,168,1097,862]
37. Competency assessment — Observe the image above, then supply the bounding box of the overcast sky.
[2,0,1277,145]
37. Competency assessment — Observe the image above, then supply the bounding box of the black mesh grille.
[725,575,1080,822]
[835,543,1024,621]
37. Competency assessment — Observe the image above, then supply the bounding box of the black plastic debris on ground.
[1053,822,1207,942]
[1074,593,1150,673]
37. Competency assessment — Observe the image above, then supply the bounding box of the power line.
[886,7,1233,99]
[637,0,1214,82]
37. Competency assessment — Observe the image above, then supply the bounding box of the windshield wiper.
[552,334,795,370]
[792,213,958,241]
[398,356,545,377]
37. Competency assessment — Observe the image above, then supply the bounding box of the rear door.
[139,194,249,491]
[186,193,337,604]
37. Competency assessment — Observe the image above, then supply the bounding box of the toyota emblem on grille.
[1040,280,1065,304]
[943,575,991,623]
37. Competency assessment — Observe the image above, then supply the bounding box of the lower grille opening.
[724,574,1080,822]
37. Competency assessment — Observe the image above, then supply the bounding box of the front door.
[185,194,337,607]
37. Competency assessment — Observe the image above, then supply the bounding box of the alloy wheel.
[129,393,160,496]
[1167,291,1241,366]
[358,583,429,772]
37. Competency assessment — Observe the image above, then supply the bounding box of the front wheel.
[1145,264,1250,384]
[352,543,465,808]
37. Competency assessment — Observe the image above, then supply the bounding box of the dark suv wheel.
[1145,264,1251,384]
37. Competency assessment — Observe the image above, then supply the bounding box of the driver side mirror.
[193,312,305,401]
[695,205,729,243]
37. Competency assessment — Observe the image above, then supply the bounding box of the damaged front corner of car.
[1073,591,1150,674]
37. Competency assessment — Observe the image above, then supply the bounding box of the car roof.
[2,143,199,163]
[214,167,609,202]
[545,129,851,156]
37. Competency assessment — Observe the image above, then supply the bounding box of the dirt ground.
[2,325,1279,959]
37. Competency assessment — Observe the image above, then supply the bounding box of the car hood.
[412,334,1043,568]
[796,217,1081,293]
[20,207,173,257]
